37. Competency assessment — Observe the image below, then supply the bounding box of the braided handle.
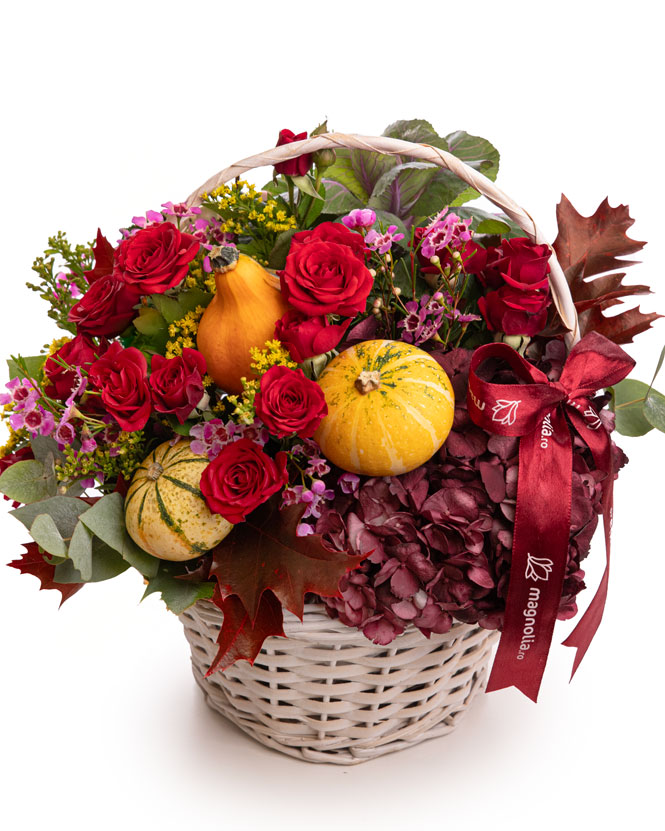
[186,133,579,345]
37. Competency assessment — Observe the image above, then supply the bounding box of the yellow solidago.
[226,340,297,424]
[0,423,28,459]
[201,179,297,237]
[183,252,216,293]
[55,430,146,487]
[165,306,207,359]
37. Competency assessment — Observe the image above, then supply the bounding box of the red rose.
[477,237,551,291]
[275,310,350,363]
[280,241,374,316]
[200,438,288,524]
[43,334,109,401]
[88,342,151,431]
[115,222,200,295]
[69,273,139,337]
[254,365,328,439]
[274,129,312,177]
[149,348,207,424]
[478,285,551,336]
[290,222,366,260]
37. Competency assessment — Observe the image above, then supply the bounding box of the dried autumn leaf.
[552,195,661,343]
[8,542,83,606]
[206,585,285,675]
[210,500,364,622]
[84,229,115,285]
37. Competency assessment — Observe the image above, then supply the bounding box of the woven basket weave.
[179,133,579,763]
[181,601,499,764]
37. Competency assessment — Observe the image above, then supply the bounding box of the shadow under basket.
[180,601,499,765]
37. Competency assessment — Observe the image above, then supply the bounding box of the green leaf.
[445,130,500,209]
[7,354,46,381]
[30,514,68,558]
[611,379,654,436]
[79,492,159,577]
[373,211,408,244]
[68,520,94,581]
[644,387,665,432]
[383,119,449,151]
[177,288,213,315]
[319,149,369,203]
[476,218,512,235]
[268,229,298,270]
[150,294,184,324]
[351,149,399,199]
[133,307,166,336]
[11,495,91,537]
[30,435,65,466]
[368,162,439,218]
[143,568,214,615]
[647,345,665,393]
[0,459,57,504]
[290,174,324,201]
[53,539,129,583]
[410,170,470,218]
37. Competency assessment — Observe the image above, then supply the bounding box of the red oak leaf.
[8,542,83,606]
[552,195,661,343]
[84,229,116,285]
[210,500,365,623]
[206,585,285,675]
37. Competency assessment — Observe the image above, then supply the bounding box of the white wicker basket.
[181,601,499,764]
[178,132,579,764]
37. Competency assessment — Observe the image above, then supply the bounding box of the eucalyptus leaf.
[143,569,215,615]
[0,459,57,504]
[7,354,47,381]
[11,496,90,538]
[611,379,653,436]
[647,345,665,392]
[68,520,94,581]
[644,387,665,432]
[30,514,68,557]
[54,539,129,583]
[30,435,65,466]
[368,162,439,218]
[79,492,159,578]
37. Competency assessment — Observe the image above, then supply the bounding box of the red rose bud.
[289,221,366,261]
[115,222,200,295]
[476,237,551,291]
[88,342,151,431]
[200,438,288,524]
[275,310,350,363]
[69,273,139,337]
[43,334,109,401]
[254,365,328,439]
[478,285,551,336]
[274,129,313,177]
[279,240,373,317]
[149,348,207,424]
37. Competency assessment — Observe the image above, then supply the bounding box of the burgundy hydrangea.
[316,341,627,645]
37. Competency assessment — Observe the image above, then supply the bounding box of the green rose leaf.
[30,514,68,558]
[290,175,324,201]
[150,294,184,324]
[79,492,159,578]
[143,567,215,615]
[268,228,299,270]
[476,218,512,235]
[611,379,654,436]
[134,307,166,336]
[0,459,57,504]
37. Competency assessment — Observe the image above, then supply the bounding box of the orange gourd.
[197,246,290,394]
[314,339,455,476]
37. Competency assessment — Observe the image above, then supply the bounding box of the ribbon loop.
[467,332,634,701]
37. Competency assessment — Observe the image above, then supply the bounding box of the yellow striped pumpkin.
[124,439,232,562]
[314,339,455,477]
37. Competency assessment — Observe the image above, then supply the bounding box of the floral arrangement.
[2,119,663,700]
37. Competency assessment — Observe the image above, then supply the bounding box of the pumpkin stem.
[209,245,240,274]
[147,461,164,481]
[355,370,381,394]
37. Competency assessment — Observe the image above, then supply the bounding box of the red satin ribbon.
[467,332,635,701]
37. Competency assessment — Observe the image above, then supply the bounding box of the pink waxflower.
[0,377,40,412]
[12,405,55,437]
[342,208,376,230]
[161,202,202,219]
[365,225,405,254]
[420,210,472,260]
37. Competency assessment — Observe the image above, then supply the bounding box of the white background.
[1,2,663,829]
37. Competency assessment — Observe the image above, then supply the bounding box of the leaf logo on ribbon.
[525,552,554,582]
[583,406,603,430]
[491,399,521,426]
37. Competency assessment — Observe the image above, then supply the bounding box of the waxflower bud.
[429,255,440,266]
[392,286,402,297]
[372,298,383,309]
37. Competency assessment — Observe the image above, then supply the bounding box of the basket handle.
[186,133,579,345]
